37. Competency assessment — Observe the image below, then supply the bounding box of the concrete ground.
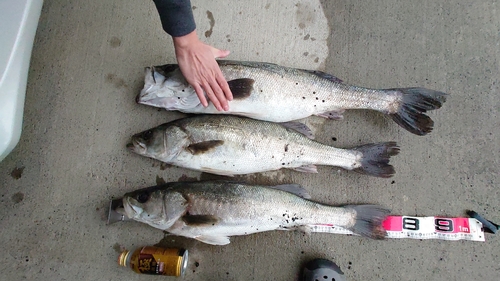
[1,0,498,280]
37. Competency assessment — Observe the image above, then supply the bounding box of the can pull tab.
[467,210,499,234]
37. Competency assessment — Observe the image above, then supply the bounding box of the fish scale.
[137,60,447,135]
[128,115,397,177]
[120,181,388,245]
[128,115,399,177]
[221,62,393,113]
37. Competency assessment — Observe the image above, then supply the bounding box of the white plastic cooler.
[0,0,43,162]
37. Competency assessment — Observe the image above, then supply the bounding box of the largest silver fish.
[127,115,399,177]
[137,60,447,135]
[118,181,389,245]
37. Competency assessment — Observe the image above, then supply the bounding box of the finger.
[202,82,222,111]
[216,73,233,101]
[193,84,208,107]
[207,79,228,111]
[214,49,230,59]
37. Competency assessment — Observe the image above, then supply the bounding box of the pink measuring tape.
[309,212,497,242]
[382,216,484,241]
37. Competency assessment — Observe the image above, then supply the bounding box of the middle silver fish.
[127,115,399,177]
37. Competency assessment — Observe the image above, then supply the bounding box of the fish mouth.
[135,92,142,104]
[107,198,133,224]
[137,84,157,105]
[126,142,136,151]
[122,197,142,219]
[127,139,146,153]
[136,95,166,108]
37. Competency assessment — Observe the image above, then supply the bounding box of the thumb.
[213,48,230,59]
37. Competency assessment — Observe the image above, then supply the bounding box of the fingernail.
[223,105,229,111]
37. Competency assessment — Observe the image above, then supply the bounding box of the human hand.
[173,31,232,111]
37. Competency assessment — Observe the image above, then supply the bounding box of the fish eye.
[141,130,153,141]
[136,192,150,203]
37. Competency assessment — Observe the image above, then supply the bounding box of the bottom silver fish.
[118,181,389,245]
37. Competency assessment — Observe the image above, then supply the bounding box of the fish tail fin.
[352,142,400,178]
[389,87,447,135]
[346,205,390,239]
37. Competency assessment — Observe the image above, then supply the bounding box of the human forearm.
[152,0,196,37]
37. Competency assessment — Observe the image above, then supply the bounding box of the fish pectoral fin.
[270,184,311,199]
[299,69,344,84]
[291,164,318,173]
[279,121,314,139]
[195,235,231,245]
[315,109,345,120]
[187,140,224,155]
[228,78,255,100]
[182,215,219,226]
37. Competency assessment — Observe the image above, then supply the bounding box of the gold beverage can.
[118,246,188,277]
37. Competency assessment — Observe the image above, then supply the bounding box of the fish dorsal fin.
[182,214,219,226]
[227,78,255,100]
[218,60,279,69]
[218,60,285,75]
[300,69,343,84]
[280,122,314,139]
[269,184,311,199]
[195,235,231,245]
[187,140,224,155]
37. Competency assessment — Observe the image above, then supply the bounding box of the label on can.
[132,247,184,276]
[308,215,485,242]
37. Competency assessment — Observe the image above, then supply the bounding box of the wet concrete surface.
[0,0,498,280]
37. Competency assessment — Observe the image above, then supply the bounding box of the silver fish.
[127,115,399,177]
[137,61,447,135]
[118,181,389,245]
